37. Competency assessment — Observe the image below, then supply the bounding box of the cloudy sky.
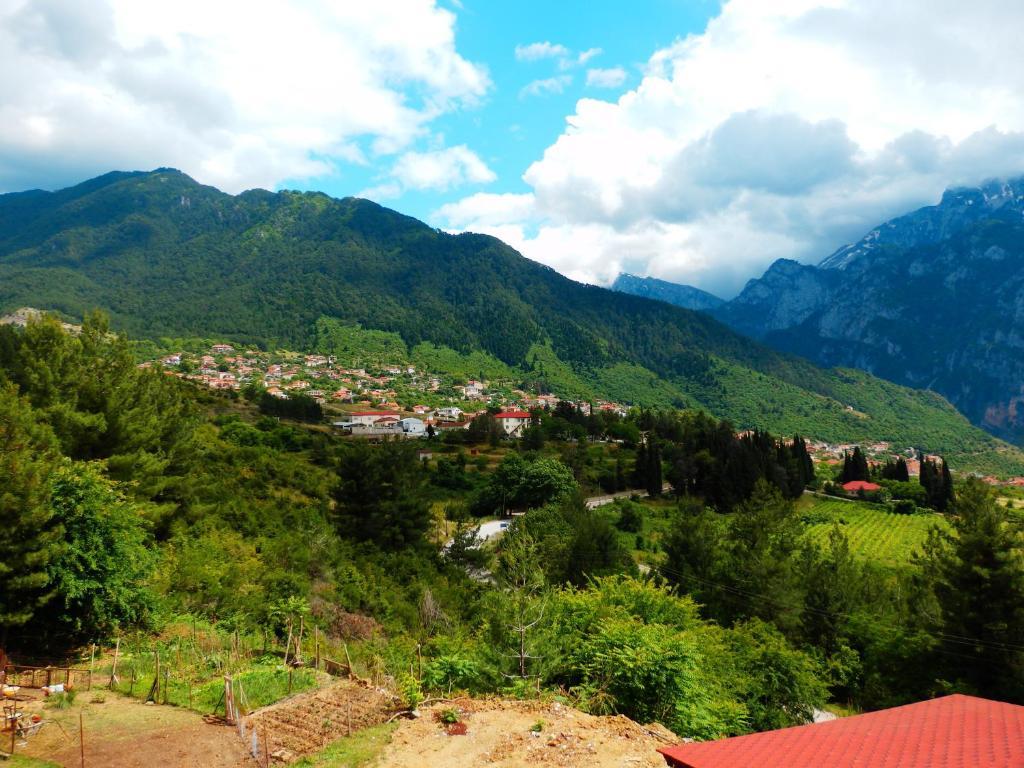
[4,0,1024,296]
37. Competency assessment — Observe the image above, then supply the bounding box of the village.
[144,343,1024,488]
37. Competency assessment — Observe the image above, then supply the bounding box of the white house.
[436,406,463,422]
[399,417,427,437]
[348,410,401,426]
[495,410,531,437]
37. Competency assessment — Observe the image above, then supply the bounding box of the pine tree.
[917,479,1024,699]
[0,385,62,633]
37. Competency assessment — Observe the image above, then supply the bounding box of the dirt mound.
[246,678,397,761]
[375,698,678,768]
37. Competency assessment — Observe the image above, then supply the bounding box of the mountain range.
[0,168,1020,472]
[704,178,1024,444]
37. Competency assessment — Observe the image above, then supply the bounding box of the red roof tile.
[495,411,531,419]
[842,480,881,492]
[659,695,1024,768]
[350,411,400,416]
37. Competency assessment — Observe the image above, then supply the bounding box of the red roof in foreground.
[659,695,1024,768]
[842,480,881,492]
[495,411,531,419]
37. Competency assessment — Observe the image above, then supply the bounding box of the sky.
[4,0,1024,297]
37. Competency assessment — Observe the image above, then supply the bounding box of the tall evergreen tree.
[916,479,1024,699]
[333,441,432,549]
[0,386,62,634]
[840,447,869,483]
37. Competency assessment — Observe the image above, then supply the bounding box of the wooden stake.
[224,676,235,725]
[79,712,85,768]
[314,627,320,672]
[262,728,270,768]
[108,638,120,689]
[347,700,352,737]
[296,616,304,664]
[287,667,293,695]
[283,618,293,667]
[88,644,95,691]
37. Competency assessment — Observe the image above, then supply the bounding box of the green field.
[798,495,947,569]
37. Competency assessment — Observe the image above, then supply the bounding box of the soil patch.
[12,690,251,768]
[246,679,397,762]
[375,698,678,768]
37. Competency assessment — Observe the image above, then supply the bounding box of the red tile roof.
[495,411,531,419]
[842,480,881,492]
[659,695,1024,768]
[350,411,400,416]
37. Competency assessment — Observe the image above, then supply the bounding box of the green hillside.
[1,168,1021,473]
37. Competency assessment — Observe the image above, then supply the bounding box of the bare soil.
[374,698,679,768]
[245,679,398,762]
[12,689,252,768]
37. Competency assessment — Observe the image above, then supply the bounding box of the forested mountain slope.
[712,178,1024,444]
[0,169,1020,471]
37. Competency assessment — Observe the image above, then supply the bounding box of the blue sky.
[5,0,1024,295]
[287,0,721,224]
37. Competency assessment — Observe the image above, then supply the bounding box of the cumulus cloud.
[0,0,489,193]
[386,145,496,194]
[586,67,627,88]
[514,41,569,61]
[442,0,1024,296]
[520,75,573,99]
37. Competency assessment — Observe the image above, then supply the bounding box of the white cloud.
[576,48,602,65]
[0,0,489,193]
[440,0,1024,296]
[520,75,573,99]
[514,41,569,61]
[387,145,496,193]
[586,67,627,88]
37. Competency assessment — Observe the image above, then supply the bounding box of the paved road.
[585,484,671,509]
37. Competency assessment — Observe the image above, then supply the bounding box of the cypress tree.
[646,439,663,497]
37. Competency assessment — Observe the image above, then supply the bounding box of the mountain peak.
[611,273,723,311]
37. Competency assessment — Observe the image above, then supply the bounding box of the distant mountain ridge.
[710,177,1024,443]
[0,168,1020,472]
[612,273,724,311]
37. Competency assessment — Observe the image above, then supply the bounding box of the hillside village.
[144,343,1024,488]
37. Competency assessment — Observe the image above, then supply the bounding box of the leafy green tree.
[0,385,62,634]
[726,619,827,731]
[334,442,432,549]
[37,463,156,643]
[472,454,577,516]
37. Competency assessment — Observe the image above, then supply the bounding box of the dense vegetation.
[3,317,1024,737]
[0,169,1020,473]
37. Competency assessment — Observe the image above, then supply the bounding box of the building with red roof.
[842,480,881,493]
[659,694,1024,768]
[495,410,532,436]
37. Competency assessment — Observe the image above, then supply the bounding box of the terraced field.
[799,495,948,569]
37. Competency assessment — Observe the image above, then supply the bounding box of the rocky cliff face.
[712,178,1024,442]
[612,273,724,311]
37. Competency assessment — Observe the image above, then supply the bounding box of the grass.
[110,654,318,714]
[4,757,62,768]
[798,495,947,569]
[292,721,398,767]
